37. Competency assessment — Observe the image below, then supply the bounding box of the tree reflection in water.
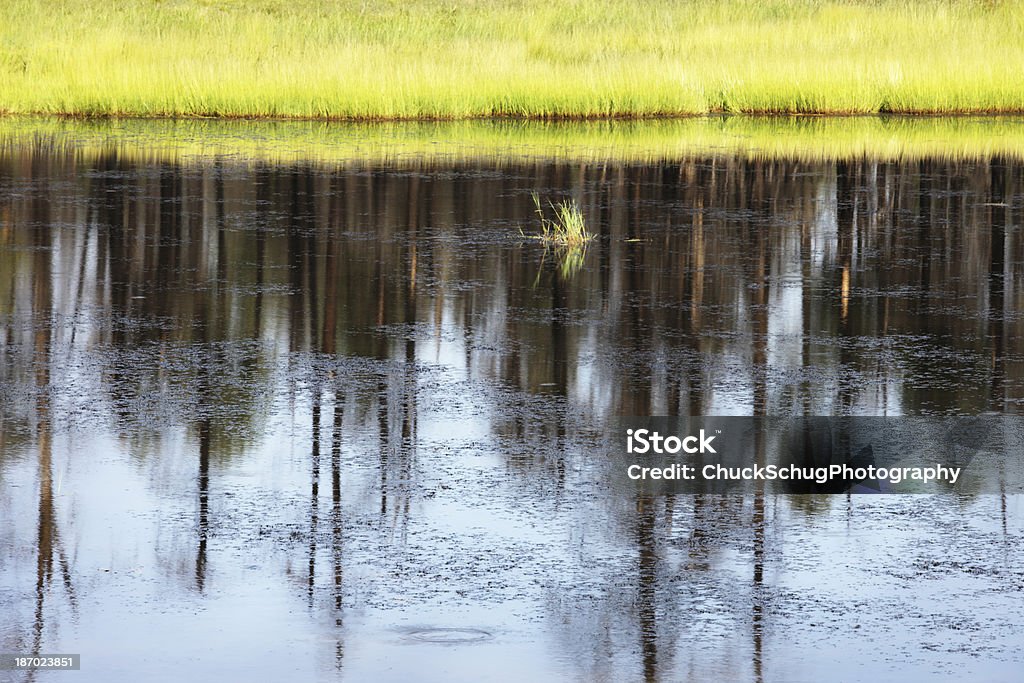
[0,142,1021,681]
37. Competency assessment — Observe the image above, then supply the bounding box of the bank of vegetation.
[1,0,1022,119]
[3,117,1023,165]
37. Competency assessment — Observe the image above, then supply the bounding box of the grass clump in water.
[525,192,594,248]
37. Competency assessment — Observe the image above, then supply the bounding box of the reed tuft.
[525,192,593,248]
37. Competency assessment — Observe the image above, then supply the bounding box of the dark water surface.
[1,133,1023,682]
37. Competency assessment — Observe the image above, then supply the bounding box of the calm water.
[1,127,1023,682]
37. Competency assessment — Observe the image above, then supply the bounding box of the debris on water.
[404,628,493,644]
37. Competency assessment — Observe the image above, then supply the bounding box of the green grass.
[2,116,1023,165]
[526,192,594,247]
[0,0,1023,118]
[524,191,593,282]
[6,117,1014,288]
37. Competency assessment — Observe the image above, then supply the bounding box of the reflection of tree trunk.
[750,200,768,683]
[751,203,768,415]
[214,164,227,288]
[801,204,813,414]
[331,386,345,655]
[196,418,210,591]
[308,390,321,606]
[306,217,319,357]
[636,496,658,683]
[30,224,77,673]
[551,271,567,487]
[378,379,389,516]
[690,196,705,336]
[988,164,1006,411]
[67,225,92,348]
[752,431,765,683]
[322,239,338,360]
[401,236,417,530]
[988,164,1009,535]
[686,191,706,416]
[31,194,52,657]
[289,171,306,351]
[254,167,269,337]
[836,162,856,411]
[323,208,347,662]
[30,413,75,681]
[32,396,53,660]
[623,220,649,415]
[551,272,568,395]
[375,256,387,358]
[195,232,215,591]
[916,161,933,310]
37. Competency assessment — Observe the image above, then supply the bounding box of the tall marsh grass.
[0,0,1022,118]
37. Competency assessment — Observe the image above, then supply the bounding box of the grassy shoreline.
[3,116,1024,164]
[2,0,1023,119]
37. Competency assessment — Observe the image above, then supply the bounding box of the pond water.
[1,122,1023,682]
